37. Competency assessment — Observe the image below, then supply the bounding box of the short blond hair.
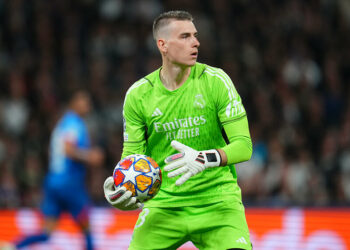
[152,10,193,40]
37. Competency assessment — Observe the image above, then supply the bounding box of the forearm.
[68,147,89,162]
[121,141,146,159]
[219,116,253,166]
[65,142,104,166]
[220,136,252,165]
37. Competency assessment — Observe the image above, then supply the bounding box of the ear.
[157,39,167,54]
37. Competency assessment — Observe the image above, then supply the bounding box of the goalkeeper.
[104,10,253,250]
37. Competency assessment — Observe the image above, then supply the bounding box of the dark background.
[0,0,349,208]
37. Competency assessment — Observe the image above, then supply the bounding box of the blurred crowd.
[0,0,349,208]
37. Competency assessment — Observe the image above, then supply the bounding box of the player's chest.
[144,89,215,124]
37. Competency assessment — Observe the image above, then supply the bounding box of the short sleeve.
[62,118,89,149]
[62,128,78,144]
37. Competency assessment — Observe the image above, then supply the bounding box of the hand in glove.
[164,140,221,186]
[103,176,142,211]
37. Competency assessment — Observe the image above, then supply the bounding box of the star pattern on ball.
[113,155,162,202]
[119,167,138,186]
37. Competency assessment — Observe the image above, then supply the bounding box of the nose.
[193,37,200,48]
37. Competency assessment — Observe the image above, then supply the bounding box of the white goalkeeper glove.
[164,140,222,186]
[103,176,142,211]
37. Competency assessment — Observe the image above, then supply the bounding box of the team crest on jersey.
[194,94,206,109]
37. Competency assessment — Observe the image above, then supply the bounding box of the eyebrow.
[179,32,198,37]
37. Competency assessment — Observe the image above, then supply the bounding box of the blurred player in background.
[12,89,104,250]
[104,10,253,250]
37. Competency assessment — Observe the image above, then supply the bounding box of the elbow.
[223,136,253,165]
[246,141,253,161]
[242,138,253,162]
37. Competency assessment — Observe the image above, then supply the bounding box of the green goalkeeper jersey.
[122,62,249,208]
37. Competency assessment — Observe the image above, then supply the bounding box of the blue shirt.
[46,111,90,189]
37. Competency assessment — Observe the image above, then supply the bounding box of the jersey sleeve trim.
[205,66,237,103]
[221,114,247,125]
[124,140,145,144]
[125,78,149,99]
[205,66,246,118]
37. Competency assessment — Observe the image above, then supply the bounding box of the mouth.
[191,52,198,57]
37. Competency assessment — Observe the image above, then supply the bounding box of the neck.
[70,106,84,117]
[160,61,192,91]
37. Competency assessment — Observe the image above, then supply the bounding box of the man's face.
[163,20,200,66]
[74,92,91,116]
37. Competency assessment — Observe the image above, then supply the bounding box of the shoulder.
[61,112,84,130]
[125,78,151,98]
[195,63,233,89]
[125,69,159,100]
[201,64,230,81]
[61,112,77,124]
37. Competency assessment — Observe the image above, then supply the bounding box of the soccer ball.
[113,154,162,202]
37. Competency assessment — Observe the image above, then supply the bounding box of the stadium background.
[0,0,349,249]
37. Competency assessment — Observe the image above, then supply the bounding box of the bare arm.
[64,141,104,167]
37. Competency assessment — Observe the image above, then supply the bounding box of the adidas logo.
[235,237,248,244]
[151,108,163,117]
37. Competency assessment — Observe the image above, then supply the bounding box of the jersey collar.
[155,64,196,95]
